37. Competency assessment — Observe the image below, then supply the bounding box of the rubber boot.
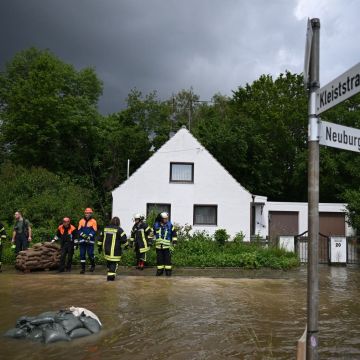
[89,259,95,273]
[139,260,144,270]
[136,261,140,270]
[80,263,85,274]
[165,269,172,277]
[107,275,115,281]
[156,269,164,276]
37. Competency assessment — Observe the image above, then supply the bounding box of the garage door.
[319,212,345,236]
[269,211,299,241]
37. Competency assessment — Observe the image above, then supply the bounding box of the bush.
[0,162,96,230]
[1,228,300,270]
[214,229,230,246]
[233,231,245,243]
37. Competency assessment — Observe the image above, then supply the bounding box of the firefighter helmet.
[134,213,144,221]
[160,212,169,219]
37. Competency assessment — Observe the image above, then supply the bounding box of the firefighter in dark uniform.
[153,212,177,276]
[97,217,127,281]
[0,222,7,272]
[77,208,98,274]
[130,214,153,270]
[51,217,77,272]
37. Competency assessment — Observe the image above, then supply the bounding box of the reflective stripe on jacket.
[130,222,153,253]
[98,225,127,261]
[153,221,177,249]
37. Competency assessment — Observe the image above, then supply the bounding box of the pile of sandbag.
[3,307,102,344]
[15,242,61,271]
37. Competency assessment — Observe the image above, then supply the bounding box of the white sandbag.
[69,307,102,326]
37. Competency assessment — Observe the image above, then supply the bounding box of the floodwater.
[0,266,359,359]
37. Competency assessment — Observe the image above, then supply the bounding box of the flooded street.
[0,266,359,359]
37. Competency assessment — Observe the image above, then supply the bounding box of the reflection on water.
[0,266,359,359]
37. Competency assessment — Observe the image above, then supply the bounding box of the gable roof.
[112,126,252,196]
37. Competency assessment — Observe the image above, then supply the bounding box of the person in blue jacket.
[153,212,177,276]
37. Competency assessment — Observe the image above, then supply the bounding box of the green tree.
[343,188,360,234]
[0,47,103,175]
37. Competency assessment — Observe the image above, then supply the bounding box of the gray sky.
[0,0,359,114]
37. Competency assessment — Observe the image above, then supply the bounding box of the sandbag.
[55,311,83,333]
[5,309,101,343]
[16,243,61,272]
[80,315,101,334]
[44,323,70,344]
[70,307,102,326]
[30,312,56,325]
[27,328,44,342]
[25,261,40,267]
[18,322,36,334]
[69,328,92,339]
[3,327,27,339]
[16,316,35,327]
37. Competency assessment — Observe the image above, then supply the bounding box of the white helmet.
[134,213,144,221]
[160,212,169,219]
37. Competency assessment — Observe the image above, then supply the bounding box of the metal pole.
[127,159,130,179]
[307,17,320,360]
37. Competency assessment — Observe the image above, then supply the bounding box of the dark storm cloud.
[0,0,359,113]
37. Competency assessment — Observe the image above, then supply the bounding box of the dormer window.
[170,162,194,183]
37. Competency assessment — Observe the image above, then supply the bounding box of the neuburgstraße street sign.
[319,120,360,153]
[316,62,360,114]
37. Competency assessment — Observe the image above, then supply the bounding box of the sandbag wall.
[4,310,102,343]
[15,242,61,271]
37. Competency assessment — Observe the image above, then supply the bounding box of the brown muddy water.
[0,266,359,359]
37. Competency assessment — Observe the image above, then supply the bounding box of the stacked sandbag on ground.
[3,308,102,344]
[15,242,61,271]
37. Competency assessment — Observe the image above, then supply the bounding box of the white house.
[112,127,253,237]
[112,127,353,239]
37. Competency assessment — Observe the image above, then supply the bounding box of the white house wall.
[112,128,253,238]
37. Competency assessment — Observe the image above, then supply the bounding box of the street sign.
[330,236,347,264]
[319,120,360,153]
[316,62,360,114]
[304,18,313,89]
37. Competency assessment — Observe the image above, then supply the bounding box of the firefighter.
[51,217,77,272]
[129,214,153,270]
[153,212,177,276]
[77,208,97,274]
[97,217,127,281]
[0,222,7,272]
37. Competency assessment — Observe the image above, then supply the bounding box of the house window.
[170,162,194,183]
[147,203,171,218]
[193,205,217,225]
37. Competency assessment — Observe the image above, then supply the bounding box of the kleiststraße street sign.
[319,120,360,153]
[316,62,360,114]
